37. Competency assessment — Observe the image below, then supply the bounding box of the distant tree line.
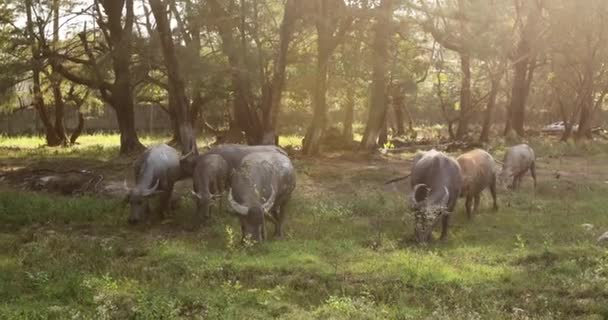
[1,0,607,154]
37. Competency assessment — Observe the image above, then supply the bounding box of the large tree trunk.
[505,59,534,137]
[262,0,298,143]
[360,0,393,151]
[479,77,500,142]
[392,92,406,136]
[302,53,330,155]
[208,0,263,144]
[378,118,388,147]
[302,5,335,156]
[456,53,472,139]
[51,84,69,145]
[112,87,143,154]
[149,0,198,154]
[504,1,541,138]
[102,0,144,154]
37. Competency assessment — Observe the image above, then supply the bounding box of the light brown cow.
[456,149,498,219]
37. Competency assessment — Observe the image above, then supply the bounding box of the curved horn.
[190,190,204,200]
[441,187,450,206]
[180,150,194,161]
[411,184,429,203]
[141,179,160,196]
[228,189,249,215]
[261,186,276,213]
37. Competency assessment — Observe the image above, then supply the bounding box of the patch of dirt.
[2,148,607,204]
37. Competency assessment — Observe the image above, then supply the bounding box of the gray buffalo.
[409,149,462,242]
[126,144,184,225]
[499,144,537,190]
[456,149,498,218]
[190,154,229,226]
[228,151,296,242]
[181,144,287,176]
[180,144,288,226]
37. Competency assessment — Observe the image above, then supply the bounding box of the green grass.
[1,135,608,319]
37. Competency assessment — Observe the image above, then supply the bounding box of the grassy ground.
[1,134,608,319]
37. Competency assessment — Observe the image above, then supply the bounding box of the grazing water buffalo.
[409,150,462,242]
[499,144,537,190]
[456,149,498,218]
[190,154,229,226]
[228,151,296,242]
[126,144,183,225]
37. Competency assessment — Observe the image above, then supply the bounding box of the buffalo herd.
[123,143,537,243]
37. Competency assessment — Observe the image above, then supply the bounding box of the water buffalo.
[126,144,183,225]
[456,149,498,218]
[499,144,537,190]
[180,144,287,176]
[409,149,462,242]
[190,154,229,226]
[228,151,296,242]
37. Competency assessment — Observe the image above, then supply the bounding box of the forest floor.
[1,134,608,319]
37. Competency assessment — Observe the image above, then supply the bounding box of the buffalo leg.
[439,214,450,240]
[158,184,173,221]
[272,206,285,238]
[512,175,521,190]
[530,162,537,188]
[517,175,524,189]
[197,203,210,227]
[473,195,480,215]
[490,178,498,211]
[465,196,473,219]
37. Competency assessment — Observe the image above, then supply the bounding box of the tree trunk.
[456,53,472,140]
[113,98,143,154]
[302,54,330,155]
[360,0,393,151]
[342,87,355,141]
[51,84,69,145]
[262,0,298,143]
[504,1,541,138]
[479,77,500,142]
[405,91,416,131]
[50,0,68,146]
[149,0,198,154]
[392,93,406,136]
[506,60,532,137]
[560,124,573,142]
[302,14,334,155]
[575,99,593,140]
[70,112,85,144]
[208,0,264,144]
[575,65,594,140]
[378,118,388,147]
[103,0,144,154]
[25,0,61,146]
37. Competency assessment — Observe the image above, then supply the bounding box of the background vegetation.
[1,0,607,154]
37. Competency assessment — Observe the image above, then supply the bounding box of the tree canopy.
[1,0,607,153]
